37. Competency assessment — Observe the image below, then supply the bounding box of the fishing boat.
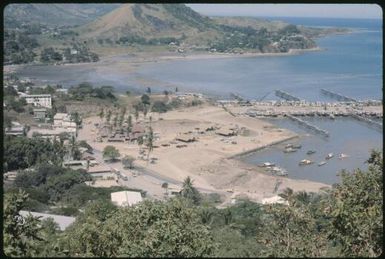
[326,153,334,159]
[270,166,288,176]
[329,114,335,120]
[338,153,349,159]
[306,150,316,155]
[318,161,327,166]
[292,144,302,149]
[284,147,297,153]
[259,162,275,168]
[285,143,293,149]
[299,159,314,166]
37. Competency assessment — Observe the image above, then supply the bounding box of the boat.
[284,147,297,153]
[270,166,288,176]
[299,159,314,166]
[326,153,334,159]
[306,150,316,155]
[292,144,302,149]
[338,153,349,159]
[318,161,327,166]
[285,143,293,149]
[330,114,335,120]
[259,162,275,167]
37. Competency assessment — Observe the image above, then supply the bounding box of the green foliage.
[122,155,135,169]
[68,82,116,101]
[141,94,151,105]
[63,198,215,257]
[3,190,42,256]
[327,150,383,257]
[181,176,201,205]
[103,145,121,162]
[4,136,65,171]
[151,100,169,113]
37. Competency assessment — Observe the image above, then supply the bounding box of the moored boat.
[284,147,297,153]
[299,159,314,166]
[326,153,334,159]
[259,162,275,167]
[306,150,316,155]
[338,153,349,159]
[292,144,302,149]
[318,161,327,166]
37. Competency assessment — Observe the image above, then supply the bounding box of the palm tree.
[162,182,168,196]
[146,126,154,164]
[181,176,201,205]
[279,187,295,205]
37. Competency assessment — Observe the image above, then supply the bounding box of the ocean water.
[135,17,382,101]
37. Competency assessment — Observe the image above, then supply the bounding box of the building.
[5,122,25,136]
[215,128,236,137]
[53,113,77,129]
[33,108,47,121]
[87,165,116,179]
[261,195,289,205]
[111,191,143,207]
[21,94,52,108]
[176,135,196,143]
[19,211,76,231]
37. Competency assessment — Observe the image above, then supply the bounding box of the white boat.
[326,153,334,160]
[285,143,293,149]
[318,161,327,166]
[270,166,288,176]
[284,147,297,153]
[338,153,349,159]
[299,159,314,166]
[259,162,275,167]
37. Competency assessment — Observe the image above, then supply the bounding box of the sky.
[187,4,382,19]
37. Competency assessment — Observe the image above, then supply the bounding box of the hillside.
[78,4,222,46]
[4,4,121,27]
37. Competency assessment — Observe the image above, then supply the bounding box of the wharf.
[275,90,302,102]
[321,89,357,102]
[286,114,329,137]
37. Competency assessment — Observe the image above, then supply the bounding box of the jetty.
[351,114,383,130]
[320,88,357,103]
[275,90,302,102]
[286,114,329,137]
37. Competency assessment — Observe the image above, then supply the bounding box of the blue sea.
[135,17,382,102]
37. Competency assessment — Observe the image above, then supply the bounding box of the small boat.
[330,114,335,120]
[285,143,293,149]
[299,159,314,166]
[338,153,349,159]
[259,162,275,168]
[270,166,288,176]
[284,147,297,153]
[306,150,316,155]
[326,153,334,160]
[318,161,327,166]
[292,144,302,149]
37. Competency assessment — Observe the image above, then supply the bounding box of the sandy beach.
[77,103,330,204]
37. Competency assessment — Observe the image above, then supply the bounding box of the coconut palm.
[181,176,201,205]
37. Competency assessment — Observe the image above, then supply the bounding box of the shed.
[111,191,143,207]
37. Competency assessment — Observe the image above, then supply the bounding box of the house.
[5,122,25,136]
[21,94,52,108]
[215,128,236,137]
[87,165,116,179]
[261,195,289,205]
[53,113,77,129]
[33,108,47,120]
[4,171,18,181]
[19,211,76,231]
[63,160,89,170]
[166,184,182,197]
[29,127,77,139]
[176,135,196,143]
[110,191,143,207]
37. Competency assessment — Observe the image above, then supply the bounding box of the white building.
[21,94,52,108]
[261,195,289,205]
[53,113,77,129]
[5,122,25,136]
[19,211,76,231]
[111,191,143,207]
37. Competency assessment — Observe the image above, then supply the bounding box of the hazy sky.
[187,4,382,19]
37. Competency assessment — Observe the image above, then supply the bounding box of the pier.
[275,90,302,102]
[351,114,383,130]
[286,114,330,137]
[321,89,357,102]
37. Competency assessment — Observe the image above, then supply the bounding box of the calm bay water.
[14,17,383,184]
[135,17,382,101]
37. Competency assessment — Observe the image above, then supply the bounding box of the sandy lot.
[78,103,330,203]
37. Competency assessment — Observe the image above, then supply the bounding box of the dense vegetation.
[68,82,116,101]
[3,150,382,257]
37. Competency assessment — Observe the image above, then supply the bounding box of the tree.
[106,110,112,124]
[98,108,104,119]
[146,126,154,162]
[126,115,132,133]
[103,145,120,162]
[162,182,169,195]
[3,190,43,256]
[122,155,135,169]
[181,176,201,205]
[146,87,151,94]
[327,150,383,257]
[141,94,150,105]
[151,100,168,113]
[126,90,131,96]
[63,199,215,257]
